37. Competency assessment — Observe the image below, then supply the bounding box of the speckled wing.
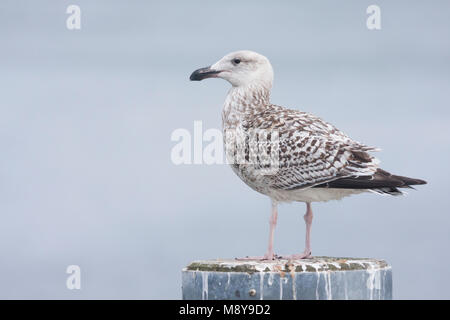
[243,105,380,190]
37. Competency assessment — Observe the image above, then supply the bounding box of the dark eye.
[232,58,241,65]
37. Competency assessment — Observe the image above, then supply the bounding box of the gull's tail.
[314,168,427,196]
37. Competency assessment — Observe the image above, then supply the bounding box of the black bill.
[189,66,221,81]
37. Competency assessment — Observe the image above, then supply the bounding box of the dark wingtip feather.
[313,168,427,192]
[413,178,427,185]
[393,175,427,186]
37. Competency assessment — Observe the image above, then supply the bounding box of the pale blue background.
[0,0,449,299]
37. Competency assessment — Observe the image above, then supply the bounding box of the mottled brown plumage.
[190,50,426,260]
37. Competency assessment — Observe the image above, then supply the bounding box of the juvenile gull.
[190,50,426,260]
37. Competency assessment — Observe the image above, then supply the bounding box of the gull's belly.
[267,187,367,203]
[230,164,272,195]
[230,163,366,203]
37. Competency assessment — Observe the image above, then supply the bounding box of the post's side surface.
[181,257,392,300]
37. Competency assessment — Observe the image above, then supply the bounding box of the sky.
[0,0,449,299]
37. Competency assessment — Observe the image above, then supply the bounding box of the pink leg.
[281,202,313,260]
[236,201,278,261]
[264,201,278,259]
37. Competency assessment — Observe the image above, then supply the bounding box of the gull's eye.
[232,58,241,65]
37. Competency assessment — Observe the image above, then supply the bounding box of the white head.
[190,50,274,89]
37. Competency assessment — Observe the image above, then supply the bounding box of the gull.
[189,50,426,260]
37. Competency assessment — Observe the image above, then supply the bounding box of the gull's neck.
[222,83,271,129]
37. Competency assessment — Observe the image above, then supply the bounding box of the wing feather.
[241,105,380,191]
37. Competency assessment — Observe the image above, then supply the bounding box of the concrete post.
[182,257,392,300]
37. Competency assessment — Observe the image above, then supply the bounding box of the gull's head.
[190,50,274,89]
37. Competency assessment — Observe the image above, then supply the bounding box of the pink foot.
[235,253,279,261]
[279,252,312,260]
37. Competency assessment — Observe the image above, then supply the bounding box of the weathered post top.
[182,257,392,300]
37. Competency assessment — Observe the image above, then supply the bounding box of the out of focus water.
[0,0,449,299]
